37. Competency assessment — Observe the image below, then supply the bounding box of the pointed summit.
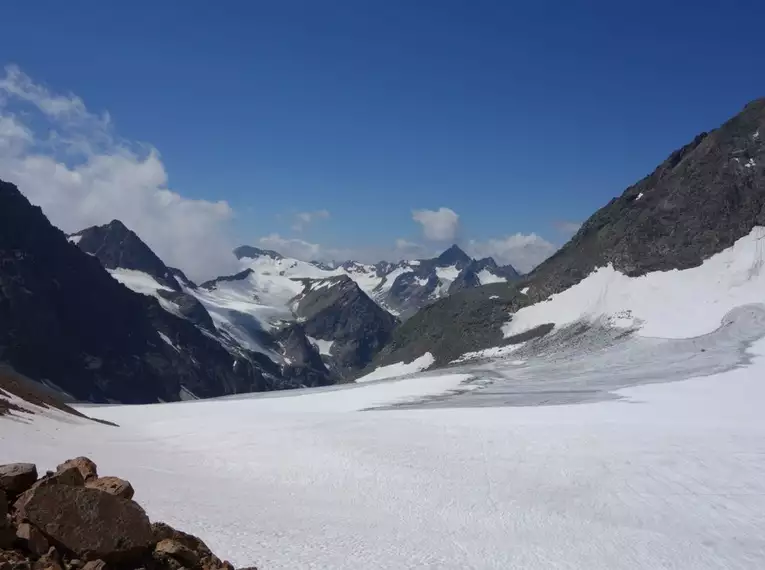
[70,220,181,291]
[435,244,471,267]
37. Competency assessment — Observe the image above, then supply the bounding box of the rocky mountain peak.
[435,244,471,267]
[71,220,181,291]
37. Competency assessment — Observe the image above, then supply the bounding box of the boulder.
[14,484,153,563]
[84,477,133,500]
[55,459,97,483]
[29,468,84,493]
[150,524,213,559]
[155,540,199,567]
[0,464,38,496]
[16,523,49,557]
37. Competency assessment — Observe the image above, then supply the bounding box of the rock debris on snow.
[0,457,257,570]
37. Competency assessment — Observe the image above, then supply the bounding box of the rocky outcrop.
[374,98,765,366]
[0,457,256,570]
[70,221,182,291]
[85,477,134,500]
[293,276,398,379]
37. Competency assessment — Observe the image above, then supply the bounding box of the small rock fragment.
[155,540,199,567]
[84,477,133,500]
[0,464,38,496]
[80,561,105,570]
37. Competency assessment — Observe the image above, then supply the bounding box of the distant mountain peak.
[71,220,181,291]
[435,244,471,267]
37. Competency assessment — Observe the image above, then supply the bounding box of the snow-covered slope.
[3,331,764,569]
[503,226,765,341]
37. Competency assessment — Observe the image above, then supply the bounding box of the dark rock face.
[0,179,285,404]
[293,276,398,379]
[274,324,335,387]
[232,246,282,261]
[527,99,765,303]
[156,290,217,332]
[199,269,253,290]
[375,98,765,366]
[435,244,472,267]
[71,221,181,291]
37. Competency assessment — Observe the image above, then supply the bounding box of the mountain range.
[1,97,763,405]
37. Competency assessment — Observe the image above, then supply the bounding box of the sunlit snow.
[504,227,765,340]
[355,352,435,383]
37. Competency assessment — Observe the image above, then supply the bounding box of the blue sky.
[1,0,764,277]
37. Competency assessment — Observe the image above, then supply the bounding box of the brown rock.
[84,478,133,501]
[54,459,96,483]
[155,540,198,568]
[0,464,38,496]
[27,469,84,495]
[66,560,83,569]
[79,562,105,570]
[16,523,49,557]
[14,484,152,563]
[150,523,213,559]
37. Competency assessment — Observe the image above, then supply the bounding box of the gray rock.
[0,464,38,496]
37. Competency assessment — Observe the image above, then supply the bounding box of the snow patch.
[356,353,435,383]
[307,336,334,356]
[520,287,530,295]
[157,332,180,352]
[503,227,765,340]
[452,343,525,363]
[636,192,644,200]
[745,158,756,169]
[110,268,173,296]
[67,235,82,245]
[477,269,506,285]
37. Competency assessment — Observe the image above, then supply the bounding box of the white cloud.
[412,207,460,241]
[466,233,557,273]
[291,209,330,232]
[259,234,323,261]
[0,65,239,282]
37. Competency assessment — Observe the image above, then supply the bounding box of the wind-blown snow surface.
[504,227,765,340]
[2,339,765,569]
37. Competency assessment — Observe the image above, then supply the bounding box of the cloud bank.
[0,65,239,282]
[412,207,460,241]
